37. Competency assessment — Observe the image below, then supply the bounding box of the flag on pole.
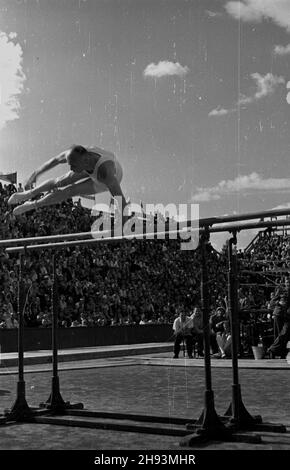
[0,172,17,184]
[139,200,147,221]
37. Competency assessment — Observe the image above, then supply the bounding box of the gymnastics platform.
[0,342,173,369]
[1,342,289,375]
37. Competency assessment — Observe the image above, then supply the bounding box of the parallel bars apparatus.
[1,208,289,445]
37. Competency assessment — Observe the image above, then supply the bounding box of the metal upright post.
[224,234,285,432]
[5,252,32,421]
[181,230,231,445]
[40,253,83,411]
[224,232,260,428]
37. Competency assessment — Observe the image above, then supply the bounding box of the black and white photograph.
[0,0,290,459]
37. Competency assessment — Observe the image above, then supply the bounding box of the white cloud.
[208,106,235,117]
[143,61,189,79]
[225,0,290,32]
[205,10,222,18]
[192,191,221,202]
[211,73,285,118]
[274,44,290,55]
[225,0,265,22]
[238,73,285,105]
[272,202,290,210]
[0,31,26,130]
[8,32,17,40]
[287,80,290,104]
[252,73,285,98]
[192,173,290,202]
[237,94,253,105]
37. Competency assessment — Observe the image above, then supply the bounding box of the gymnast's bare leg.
[8,171,86,206]
[12,179,96,216]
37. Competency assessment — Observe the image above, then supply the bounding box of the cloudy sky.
[1,0,290,246]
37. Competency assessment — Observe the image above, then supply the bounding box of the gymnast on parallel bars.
[8,144,127,218]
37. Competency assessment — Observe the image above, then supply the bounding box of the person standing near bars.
[172,307,194,359]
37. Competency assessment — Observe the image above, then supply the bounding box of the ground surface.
[0,352,289,451]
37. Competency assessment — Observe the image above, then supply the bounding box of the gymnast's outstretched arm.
[24,151,69,189]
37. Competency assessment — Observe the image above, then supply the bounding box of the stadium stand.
[0,181,289,358]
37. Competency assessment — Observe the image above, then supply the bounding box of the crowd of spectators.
[236,231,290,357]
[0,181,227,330]
[0,181,289,359]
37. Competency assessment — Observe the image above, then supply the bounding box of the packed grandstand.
[1,181,289,357]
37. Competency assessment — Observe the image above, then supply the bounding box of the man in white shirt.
[172,307,194,358]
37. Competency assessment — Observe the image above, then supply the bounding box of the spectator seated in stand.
[212,308,232,359]
[209,306,226,356]
[139,313,148,325]
[267,289,290,359]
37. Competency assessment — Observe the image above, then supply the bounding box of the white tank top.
[86,146,118,184]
